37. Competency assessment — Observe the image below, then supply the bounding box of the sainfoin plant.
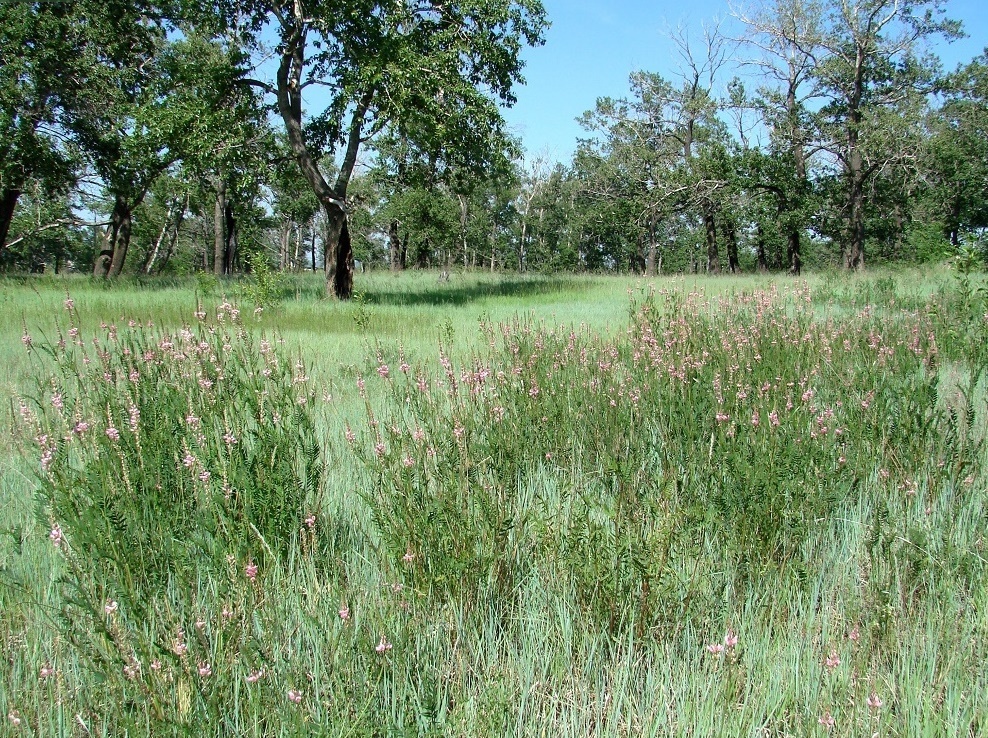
[356,282,977,631]
[21,300,325,731]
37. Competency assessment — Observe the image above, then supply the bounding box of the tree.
[809,0,960,269]
[922,54,988,247]
[80,34,256,277]
[223,0,546,298]
[736,0,823,274]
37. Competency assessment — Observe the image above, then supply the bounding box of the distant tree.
[808,0,960,269]
[922,54,988,248]
[217,0,546,299]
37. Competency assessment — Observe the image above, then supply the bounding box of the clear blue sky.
[501,0,988,163]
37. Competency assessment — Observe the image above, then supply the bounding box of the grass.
[1,265,986,736]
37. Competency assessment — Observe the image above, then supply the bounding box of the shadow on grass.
[364,275,591,307]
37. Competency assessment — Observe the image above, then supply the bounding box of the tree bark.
[106,199,134,277]
[94,196,126,277]
[324,202,353,299]
[0,188,21,256]
[845,165,865,270]
[704,207,720,274]
[723,217,739,273]
[224,201,238,274]
[214,180,227,276]
[389,219,402,271]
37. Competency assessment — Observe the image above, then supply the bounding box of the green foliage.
[3,272,987,736]
[355,280,968,636]
[19,299,327,731]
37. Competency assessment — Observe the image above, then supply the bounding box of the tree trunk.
[389,219,402,271]
[755,224,769,273]
[518,219,527,272]
[845,167,865,270]
[224,201,238,274]
[96,195,134,277]
[311,223,318,271]
[786,228,801,275]
[324,202,353,299]
[704,208,720,274]
[645,240,657,277]
[143,202,174,274]
[214,180,227,276]
[107,199,133,277]
[0,188,21,256]
[723,217,739,274]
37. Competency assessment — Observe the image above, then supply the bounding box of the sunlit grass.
[1,265,986,735]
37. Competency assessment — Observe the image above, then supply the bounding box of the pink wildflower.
[104,600,118,615]
[49,525,63,547]
[198,662,212,677]
[824,650,840,671]
[848,625,860,643]
[39,663,55,679]
[246,668,265,683]
[403,548,415,563]
[304,513,316,529]
[375,636,393,654]
[64,297,74,311]
[866,693,883,710]
[287,689,303,704]
[724,629,738,650]
[245,561,258,581]
[106,427,120,441]
[706,643,724,655]
[339,604,350,622]
[818,711,835,730]
[8,710,22,726]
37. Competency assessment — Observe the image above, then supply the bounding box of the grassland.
[1,266,986,736]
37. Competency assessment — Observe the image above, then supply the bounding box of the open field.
[1,267,987,736]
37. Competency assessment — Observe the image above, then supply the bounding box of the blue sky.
[501,0,988,163]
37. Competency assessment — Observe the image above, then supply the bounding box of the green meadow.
[1,267,986,736]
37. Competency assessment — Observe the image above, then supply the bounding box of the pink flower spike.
[403,548,415,563]
[338,605,350,622]
[375,636,393,654]
[49,525,63,547]
[724,629,738,649]
[245,561,258,581]
[197,662,211,678]
[866,693,883,710]
[304,513,316,530]
[104,600,118,615]
[287,689,303,704]
[848,625,860,643]
[706,643,724,655]
[818,711,835,730]
[246,668,264,684]
[824,650,841,671]
[39,663,55,679]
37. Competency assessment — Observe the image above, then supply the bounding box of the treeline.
[2,0,985,292]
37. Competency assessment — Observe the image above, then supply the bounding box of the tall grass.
[1,267,986,735]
